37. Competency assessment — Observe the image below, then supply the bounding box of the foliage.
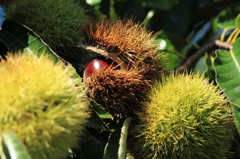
[0,20,59,62]
[0,0,240,159]
[213,38,240,134]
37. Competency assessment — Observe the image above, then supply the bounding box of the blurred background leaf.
[216,5,240,29]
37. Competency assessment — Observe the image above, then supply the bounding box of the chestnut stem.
[176,40,232,72]
[76,44,128,70]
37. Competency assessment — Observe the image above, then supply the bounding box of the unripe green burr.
[3,0,89,64]
[128,73,234,159]
[0,53,90,159]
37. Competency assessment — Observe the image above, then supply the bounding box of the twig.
[215,40,232,49]
[176,40,232,72]
[118,117,132,159]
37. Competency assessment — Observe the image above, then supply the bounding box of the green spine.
[0,53,89,159]
[128,73,234,159]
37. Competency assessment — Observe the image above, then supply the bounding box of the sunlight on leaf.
[213,38,240,134]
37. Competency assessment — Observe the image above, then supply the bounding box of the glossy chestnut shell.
[83,56,114,80]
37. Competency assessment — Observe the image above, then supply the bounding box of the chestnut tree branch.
[176,40,232,72]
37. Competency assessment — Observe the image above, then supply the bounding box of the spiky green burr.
[128,73,234,159]
[3,0,89,64]
[0,53,89,159]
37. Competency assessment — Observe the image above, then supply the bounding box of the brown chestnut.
[83,56,113,80]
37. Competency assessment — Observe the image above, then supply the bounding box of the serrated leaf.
[67,65,83,87]
[2,132,31,159]
[24,33,59,62]
[213,38,240,134]
[0,20,59,62]
[213,38,240,105]
[87,109,111,132]
[91,101,113,119]
[103,117,132,159]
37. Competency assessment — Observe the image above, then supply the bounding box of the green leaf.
[91,101,113,119]
[80,0,105,19]
[67,65,83,87]
[215,6,240,29]
[236,14,240,28]
[103,117,132,159]
[24,34,59,62]
[203,54,215,82]
[233,103,240,135]
[193,53,216,79]
[0,20,29,51]
[0,134,10,159]
[109,0,118,20]
[155,31,187,70]
[87,109,111,132]
[213,38,240,133]
[1,132,32,159]
[88,128,107,147]
[193,54,207,74]
[0,20,60,62]
[213,38,240,105]
[79,129,104,159]
[86,0,101,6]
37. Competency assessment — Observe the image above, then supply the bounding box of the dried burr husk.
[79,18,166,118]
